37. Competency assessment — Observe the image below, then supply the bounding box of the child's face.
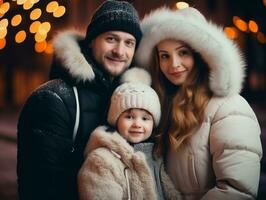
[117,108,154,144]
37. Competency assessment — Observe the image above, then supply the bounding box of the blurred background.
[0,0,265,199]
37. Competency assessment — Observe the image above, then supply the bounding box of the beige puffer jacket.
[135,7,263,200]
[166,94,262,200]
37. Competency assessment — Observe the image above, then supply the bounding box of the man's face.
[91,31,136,77]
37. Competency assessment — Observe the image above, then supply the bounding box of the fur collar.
[53,30,95,83]
[84,126,136,169]
[135,7,246,96]
[53,30,152,85]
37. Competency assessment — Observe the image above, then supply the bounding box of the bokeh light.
[29,21,41,33]
[0,2,10,15]
[248,20,258,33]
[46,1,59,13]
[35,40,47,53]
[15,30,27,43]
[30,8,42,20]
[233,16,248,32]
[257,32,266,44]
[224,27,238,40]
[176,2,189,9]
[17,0,27,5]
[53,6,66,18]
[38,22,51,34]
[0,38,6,50]
[11,14,22,27]
[44,41,54,54]
[0,28,7,39]
[34,32,47,42]
[23,0,34,10]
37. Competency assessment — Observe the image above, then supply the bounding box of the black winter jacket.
[17,31,122,200]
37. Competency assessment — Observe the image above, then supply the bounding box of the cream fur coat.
[78,126,157,200]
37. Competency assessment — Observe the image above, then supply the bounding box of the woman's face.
[157,39,194,86]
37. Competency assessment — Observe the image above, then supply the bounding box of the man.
[17,1,142,200]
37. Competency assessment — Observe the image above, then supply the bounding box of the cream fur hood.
[53,30,95,83]
[83,126,137,168]
[135,7,246,96]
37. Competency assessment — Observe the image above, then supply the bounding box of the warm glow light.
[17,0,27,5]
[31,0,40,3]
[38,22,51,34]
[0,18,8,28]
[0,28,7,39]
[35,32,47,42]
[11,14,22,26]
[233,17,248,32]
[248,20,258,33]
[46,1,59,13]
[0,2,10,15]
[15,30,27,43]
[257,32,266,44]
[224,27,238,40]
[35,40,47,53]
[263,0,266,6]
[176,2,189,9]
[30,8,42,20]
[29,21,41,33]
[53,6,66,18]
[44,41,53,54]
[23,0,34,10]
[0,38,6,50]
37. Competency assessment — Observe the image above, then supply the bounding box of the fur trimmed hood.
[53,30,95,83]
[52,30,151,84]
[135,7,246,96]
[84,126,137,169]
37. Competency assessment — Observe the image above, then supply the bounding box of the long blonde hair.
[151,48,213,157]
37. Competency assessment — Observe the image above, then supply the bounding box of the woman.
[135,7,262,200]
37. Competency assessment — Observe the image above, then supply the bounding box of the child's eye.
[125,115,133,119]
[142,116,152,121]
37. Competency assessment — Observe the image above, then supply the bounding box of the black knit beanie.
[84,0,142,48]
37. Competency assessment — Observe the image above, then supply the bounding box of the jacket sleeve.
[202,95,262,200]
[78,148,124,200]
[17,90,74,200]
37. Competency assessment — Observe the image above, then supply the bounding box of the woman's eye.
[179,49,192,56]
[160,54,169,59]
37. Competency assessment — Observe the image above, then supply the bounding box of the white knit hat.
[107,82,161,127]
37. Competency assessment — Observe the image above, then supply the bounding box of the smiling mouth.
[170,70,186,76]
[129,131,143,134]
[106,57,125,63]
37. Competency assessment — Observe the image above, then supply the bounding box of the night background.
[0,0,265,199]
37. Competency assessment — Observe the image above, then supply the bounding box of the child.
[78,82,164,200]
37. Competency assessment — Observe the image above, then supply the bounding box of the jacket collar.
[52,30,96,83]
[52,30,153,87]
[84,126,136,169]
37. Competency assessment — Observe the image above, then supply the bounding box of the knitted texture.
[107,82,161,127]
[85,0,142,47]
